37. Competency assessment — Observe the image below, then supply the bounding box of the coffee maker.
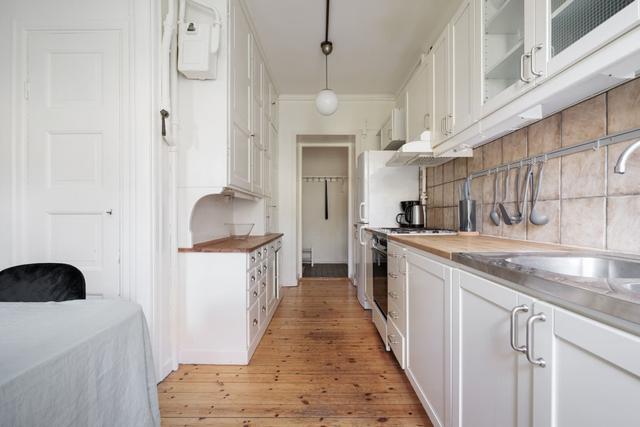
[396,200,426,228]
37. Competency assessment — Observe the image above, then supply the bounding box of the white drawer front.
[248,283,259,308]
[247,301,260,346]
[259,292,268,326]
[247,268,258,290]
[387,318,405,369]
[387,298,405,336]
[248,250,259,270]
[388,273,405,314]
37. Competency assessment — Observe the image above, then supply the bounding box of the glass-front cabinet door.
[534,0,640,80]
[480,0,536,116]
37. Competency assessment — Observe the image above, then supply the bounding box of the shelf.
[485,0,525,35]
[485,39,524,80]
[551,0,574,20]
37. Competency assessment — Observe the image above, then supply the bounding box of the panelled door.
[25,30,122,297]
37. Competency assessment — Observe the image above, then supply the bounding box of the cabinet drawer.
[259,270,268,296]
[259,292,268,326]
[388,273,406,314]
[247,301,260,346]
[248,283,259,308]
[387,318,406,369]
[248,251,259,270]
[247,268,258,290]
[259,245,269,259]
[387,298,406,336]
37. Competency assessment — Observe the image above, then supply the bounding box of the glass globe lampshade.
[315,89,338,116]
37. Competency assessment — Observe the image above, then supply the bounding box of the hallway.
[159,279,431,426]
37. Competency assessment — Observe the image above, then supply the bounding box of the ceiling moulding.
[279,94,396,102]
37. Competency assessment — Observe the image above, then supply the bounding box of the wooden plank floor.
[159,278,432,427]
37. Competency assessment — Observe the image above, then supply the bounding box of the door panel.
[25,30,121,297]
[230,124,252,191]
[451,0,475,133]
[406,60,432,143]
[432,30,450,145]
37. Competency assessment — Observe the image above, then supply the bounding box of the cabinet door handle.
[525,313,546,367]
[440,117,445,135]
[509,305,529,354]
[388,273,398,279]
[446,114,454,136]
[388,334,400,345]
[529,44,543,77]
[520,52,533,83]
[423,113,430,131]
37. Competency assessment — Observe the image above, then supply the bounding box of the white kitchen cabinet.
[450,0,477,135]
[251,139,263,195]
[229,124,252,190]
[528,301,640,427]
[405,250,453,427]
[406,58,433,143]
[432,29,451,145]
[453,270,535,427]
[232,2,251,135]
[179,236,283,364]
[387,242,406,366]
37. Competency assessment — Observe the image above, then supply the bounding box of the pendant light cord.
[325,0,330,43]
[325,55,328,89]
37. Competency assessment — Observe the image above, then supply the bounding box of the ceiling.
[244,0,459,95]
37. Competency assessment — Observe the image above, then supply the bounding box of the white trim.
[296,139,355,281]
[280,94,396,102]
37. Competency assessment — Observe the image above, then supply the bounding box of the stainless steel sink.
[503,255,640,279]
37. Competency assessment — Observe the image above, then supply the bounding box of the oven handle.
[371,246,387,256]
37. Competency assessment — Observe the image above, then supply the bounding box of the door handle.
[359,202,366,222]
[525,313,547,367]
[520,52,533,83]
[105,209,113,215]
[529,44,543,77]
[446,114,454,136]
[358,227,365,246]
[509,305,529,354]
[160,109,169,136]
[423,113,430,131]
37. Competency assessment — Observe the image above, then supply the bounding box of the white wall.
[302,147,349,264]
[277,96,394,286]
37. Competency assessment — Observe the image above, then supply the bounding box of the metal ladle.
[490,171,501,226]
[529,161,549,225]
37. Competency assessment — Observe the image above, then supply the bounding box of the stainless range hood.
[385,133,472,166]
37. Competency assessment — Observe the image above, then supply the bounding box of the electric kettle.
[396,200,425,228]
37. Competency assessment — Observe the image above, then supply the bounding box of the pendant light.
[315,0,338,116]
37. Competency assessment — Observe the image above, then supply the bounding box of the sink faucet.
[614,140,640,174]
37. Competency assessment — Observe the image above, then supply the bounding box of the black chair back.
[0,263,86,302]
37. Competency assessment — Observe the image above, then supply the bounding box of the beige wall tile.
[500,202,527,240]
[608,140,640,196]
[454,158,468,180]
[533,158,560,201]
[482,203,501,236]
[607,196,640,253]
[470,176,484,204]
[483,138,503,169]
[562,94,606,147]
[443,161,455,183]
[432,185,443,207]
[433,165,444,186]
[561,149,606,198]
[526,200,560,244]
[443,207,457,230]
[428,208,444,229]
[502,128,528,162]
[427,167,435,188]
[454,179,465,205]
[427,187,435,208]
[561,197,606,249]
[504,167,526,203]
[468,148,483,173]
[443,182,455,207]
[474,204,484,234]
[608,79,640,133]
[483,172,503,208]
[529,113,561,154]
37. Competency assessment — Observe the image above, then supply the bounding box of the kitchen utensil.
[500,165,530,225]
[459,199,477,232]
[498,167,515,225]
[490,172,501,226]
[396,200,424,227]
[529,161,549,225]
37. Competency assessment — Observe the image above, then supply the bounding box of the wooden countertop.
[179,233,283,253]
[389,234,574,260]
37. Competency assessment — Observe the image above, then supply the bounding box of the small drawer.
[387,318,405,369]
[261,246,269,259]
[248,301,260,346]
[259,292,267,325]
[248,283,259,308]
[388,273,406,313]
[387,299,405,336]
[247,268,258,290]
[259,274,268,296]
[248,251,259,270]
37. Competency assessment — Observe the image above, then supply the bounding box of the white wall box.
[177,8,221,80]
[179,237,282,364]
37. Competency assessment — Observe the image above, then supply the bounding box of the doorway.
[299,144,351,278]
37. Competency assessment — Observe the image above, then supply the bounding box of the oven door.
[371,241,388,318]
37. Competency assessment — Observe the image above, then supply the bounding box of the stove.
[370,227,457,236]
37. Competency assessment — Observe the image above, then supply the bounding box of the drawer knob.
[388,291,399,299]
[388,273,398,279]
[388,334,399,345]
[389,311,399,319]
[251,256,256,262]
[262,306,266,312]
[251,276,256,282]
[253,319,258,326]
[253,291,258,297]
[262,282,266,288]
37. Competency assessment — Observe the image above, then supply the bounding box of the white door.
[454,271,534,427]
[432,29,450,145]
[531,301,640,427]
[406,251,452,427]
[24,30,122,297]
[450,0,476,134]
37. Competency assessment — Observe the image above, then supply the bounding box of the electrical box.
[178,21,220,80]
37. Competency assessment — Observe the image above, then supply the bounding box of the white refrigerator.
[354,151,418,308]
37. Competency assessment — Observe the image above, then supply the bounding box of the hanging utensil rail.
[302,176,347,182]
[467,126,640,180]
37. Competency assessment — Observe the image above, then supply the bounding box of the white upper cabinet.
[451,0,478,135]
[432,29,451,145]
[232,3,251,134]
[534,0,640,82]
[480,0,537,116]
[406,57,433,143]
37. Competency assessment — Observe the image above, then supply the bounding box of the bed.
[0,299,160,427]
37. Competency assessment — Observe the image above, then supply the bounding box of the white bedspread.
[0,299,160,427]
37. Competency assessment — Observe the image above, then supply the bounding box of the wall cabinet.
[432,29,451,145]
[406,58,433,143]
[406,250,452,427]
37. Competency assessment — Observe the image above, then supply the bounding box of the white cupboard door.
[454,271,533,427]
[432,29,450,145]
[25,30,122,297]
[532,302,640,427]
[232,2,251,133]
[451,0,476,134]
[230,125,252,191]
[251,138,263,195]
[406,59,433,143]
[406,251,452,427]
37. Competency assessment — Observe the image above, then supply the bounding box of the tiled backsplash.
[426,77,640,254]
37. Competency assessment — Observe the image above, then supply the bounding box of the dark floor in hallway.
[302,263,348,278]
